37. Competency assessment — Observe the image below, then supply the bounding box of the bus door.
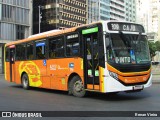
[9,47,15,82]
[83,32,100,90]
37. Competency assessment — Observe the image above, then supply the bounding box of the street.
[0,75,160,119]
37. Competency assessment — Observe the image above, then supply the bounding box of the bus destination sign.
[108,22,145,33]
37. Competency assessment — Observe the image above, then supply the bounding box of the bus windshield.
[107,33,150,64]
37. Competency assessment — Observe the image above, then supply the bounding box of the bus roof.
[28,29,62,38]
[5,21,102,47]
[5,20,144,47]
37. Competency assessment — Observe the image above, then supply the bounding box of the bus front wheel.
[69,76,86,97]
[22,73,30,90]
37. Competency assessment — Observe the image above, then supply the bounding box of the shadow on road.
[10,85,151,102]
[85,91,151,101]
[10,85,69,96]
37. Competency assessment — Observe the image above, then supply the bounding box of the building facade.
[88,0,137,23]
[88,0,99,23]
[136,0,160,38]
[152,0,160,40]
[110,0,125,21]
[0,0,32,73]
[136,0,160,62]
[0,0,32,40]
[33,0,87,34]
[99,0,110,20]
[125,0,136,22]
[151,0,159,32]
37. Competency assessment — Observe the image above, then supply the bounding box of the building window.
[16,25,25,40]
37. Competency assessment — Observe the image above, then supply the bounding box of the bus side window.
[49,37,64,58]
[16,44,26,61]
[66,33,79,57]
[5,47,10,62]
[26,42,34,60]
[36,41,46,59]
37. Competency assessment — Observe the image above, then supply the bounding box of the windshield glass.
[107,33,150,64]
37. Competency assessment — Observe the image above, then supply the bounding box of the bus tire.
[22,73,30,90]
[69,76,86,97]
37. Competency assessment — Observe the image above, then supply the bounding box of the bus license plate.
[133,85,143,90]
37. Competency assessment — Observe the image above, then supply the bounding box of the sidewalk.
[152,64,160,84]
[152,64,160,75]
[152,74,160,84]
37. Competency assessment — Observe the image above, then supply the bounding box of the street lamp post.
[38,5,42,33]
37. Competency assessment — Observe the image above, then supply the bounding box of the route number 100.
[111,24,120,30]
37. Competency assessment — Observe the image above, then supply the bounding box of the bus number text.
[111,24,119,30]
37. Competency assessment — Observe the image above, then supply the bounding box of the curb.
[153,81,160,84]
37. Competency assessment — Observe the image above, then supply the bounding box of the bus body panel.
[99,67,105,92]
[47,58,84,91]
[9,57,84,91]
[103,74,152,93]
[11,63,16,82]
[107,63,151,84]
[5,62,16,83]
[16,61,38,86]
[5,62,10,81]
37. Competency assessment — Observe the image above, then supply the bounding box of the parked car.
[152,61,160,65]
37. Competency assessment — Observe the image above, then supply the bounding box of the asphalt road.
[0,75,160,120]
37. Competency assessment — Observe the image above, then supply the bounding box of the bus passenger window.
[36,41,46,59]
[27,42,34,60]
[16,44,26,61]
[5,48,10,62]
[66,33,79,56]
[49,37,64,58]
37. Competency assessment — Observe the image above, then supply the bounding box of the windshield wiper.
[137,32,142,41]
[119,31,130,47]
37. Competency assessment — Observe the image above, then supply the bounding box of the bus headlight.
[109,71,118,80]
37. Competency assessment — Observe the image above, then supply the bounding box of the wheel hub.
[23,77,28,87]
[74,81,83,92]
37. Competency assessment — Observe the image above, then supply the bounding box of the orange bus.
[4,21,152,97]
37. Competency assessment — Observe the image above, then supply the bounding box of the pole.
[98,0,100,21]
[91,0,93,23]
[38,5,41,33]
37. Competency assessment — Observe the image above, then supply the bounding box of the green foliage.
[155,41,160,51]
[148,41,157,58]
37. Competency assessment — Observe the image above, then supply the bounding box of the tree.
[155,41,160,51]
[148,41,157,59]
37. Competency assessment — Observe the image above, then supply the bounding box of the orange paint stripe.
[87,84,93,89]
[118,74,150,84]
[94,85,100,90]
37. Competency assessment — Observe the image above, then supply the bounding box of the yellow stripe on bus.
[99,67,105,92]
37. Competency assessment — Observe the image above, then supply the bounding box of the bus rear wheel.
[22,73,30,90]
[69,76,86,97]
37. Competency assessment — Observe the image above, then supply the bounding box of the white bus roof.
[28,29,61,38]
